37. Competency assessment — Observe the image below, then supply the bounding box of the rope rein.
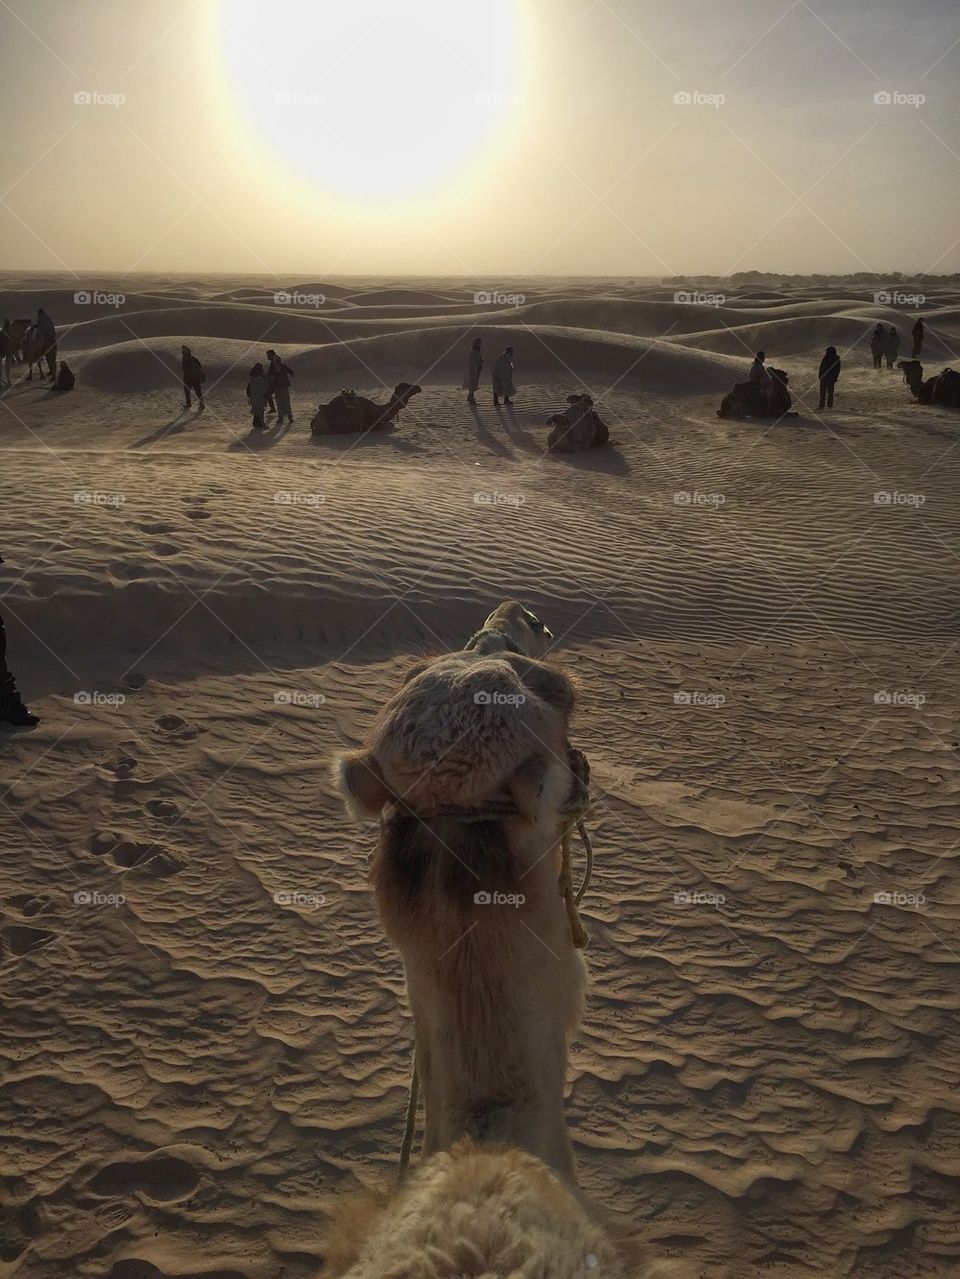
[397,752,595,1172]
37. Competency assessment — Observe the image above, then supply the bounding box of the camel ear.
[506,754,550,822]
[336,750,392,820]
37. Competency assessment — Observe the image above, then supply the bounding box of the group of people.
[870,318,924,370]
[463,338,517,406]
[180,345,294,429]
[869,324,901,369]
[749,313,929,414]
[246,350,295,430]
[1,308,74,390]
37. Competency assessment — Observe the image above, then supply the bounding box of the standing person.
[912,317,925,358]
[0,556,39,727]
[246,362,270,430]
[869,324,886,369]
[34,307,57,378]
[463,337,483,404]
[884,326,900,369]
[265,349,295,425]
[180,345,205,410]
[818,346,842,409]
[492,345,515,406]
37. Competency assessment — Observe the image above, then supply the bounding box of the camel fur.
[337,648,574,822]
[321,1140,627,1278]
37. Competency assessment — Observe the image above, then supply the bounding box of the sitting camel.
[311,382,422,435]
[546,395,610,453]
[898,359,960,408]
[717,367,797,419]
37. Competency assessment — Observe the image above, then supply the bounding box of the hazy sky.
[2,0,959,277]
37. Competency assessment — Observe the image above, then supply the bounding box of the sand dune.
[2,274,960,1279]
[73,325,741,395]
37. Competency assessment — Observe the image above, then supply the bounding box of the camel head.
[392,382,422,408]
[333,647,585,1179]
[565,394,594,407]
[767,367,789,386]
[466,600,553,659]
[898,359,923,384]
[336,647,573,821]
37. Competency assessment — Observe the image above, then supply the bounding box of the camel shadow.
[308,427,429,456]
[1,378,52,398]
[544,443,631,475]
[130,410,194,448]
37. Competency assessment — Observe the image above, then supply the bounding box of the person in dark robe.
[818,346,841,409]
[0,556,39,727]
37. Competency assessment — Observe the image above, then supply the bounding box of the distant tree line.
[663,271,960,287]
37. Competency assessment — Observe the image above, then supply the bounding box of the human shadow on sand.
[227,419,294,452]
[467,404,513,457]
[495,404,542,456]
[129,409,196,449]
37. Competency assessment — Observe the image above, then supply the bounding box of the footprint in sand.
[6,893,52,919]
[111,841,183,875]
[124,670,148,691]
[184,509,211,521]
[152,543,178,557]
[154,714,200,740]
[0,1202,40,1263]
[137,522,175,535]
[89,832,184,877]
[88,1154,200,1203]
[145,798,179,819]
[108,1263,247,1279]
[1,924,56,957]
[98,749,137,780]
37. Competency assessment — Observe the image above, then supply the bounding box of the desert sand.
[1,275,959,1278]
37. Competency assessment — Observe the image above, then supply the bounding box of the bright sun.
[218,0,523,202]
